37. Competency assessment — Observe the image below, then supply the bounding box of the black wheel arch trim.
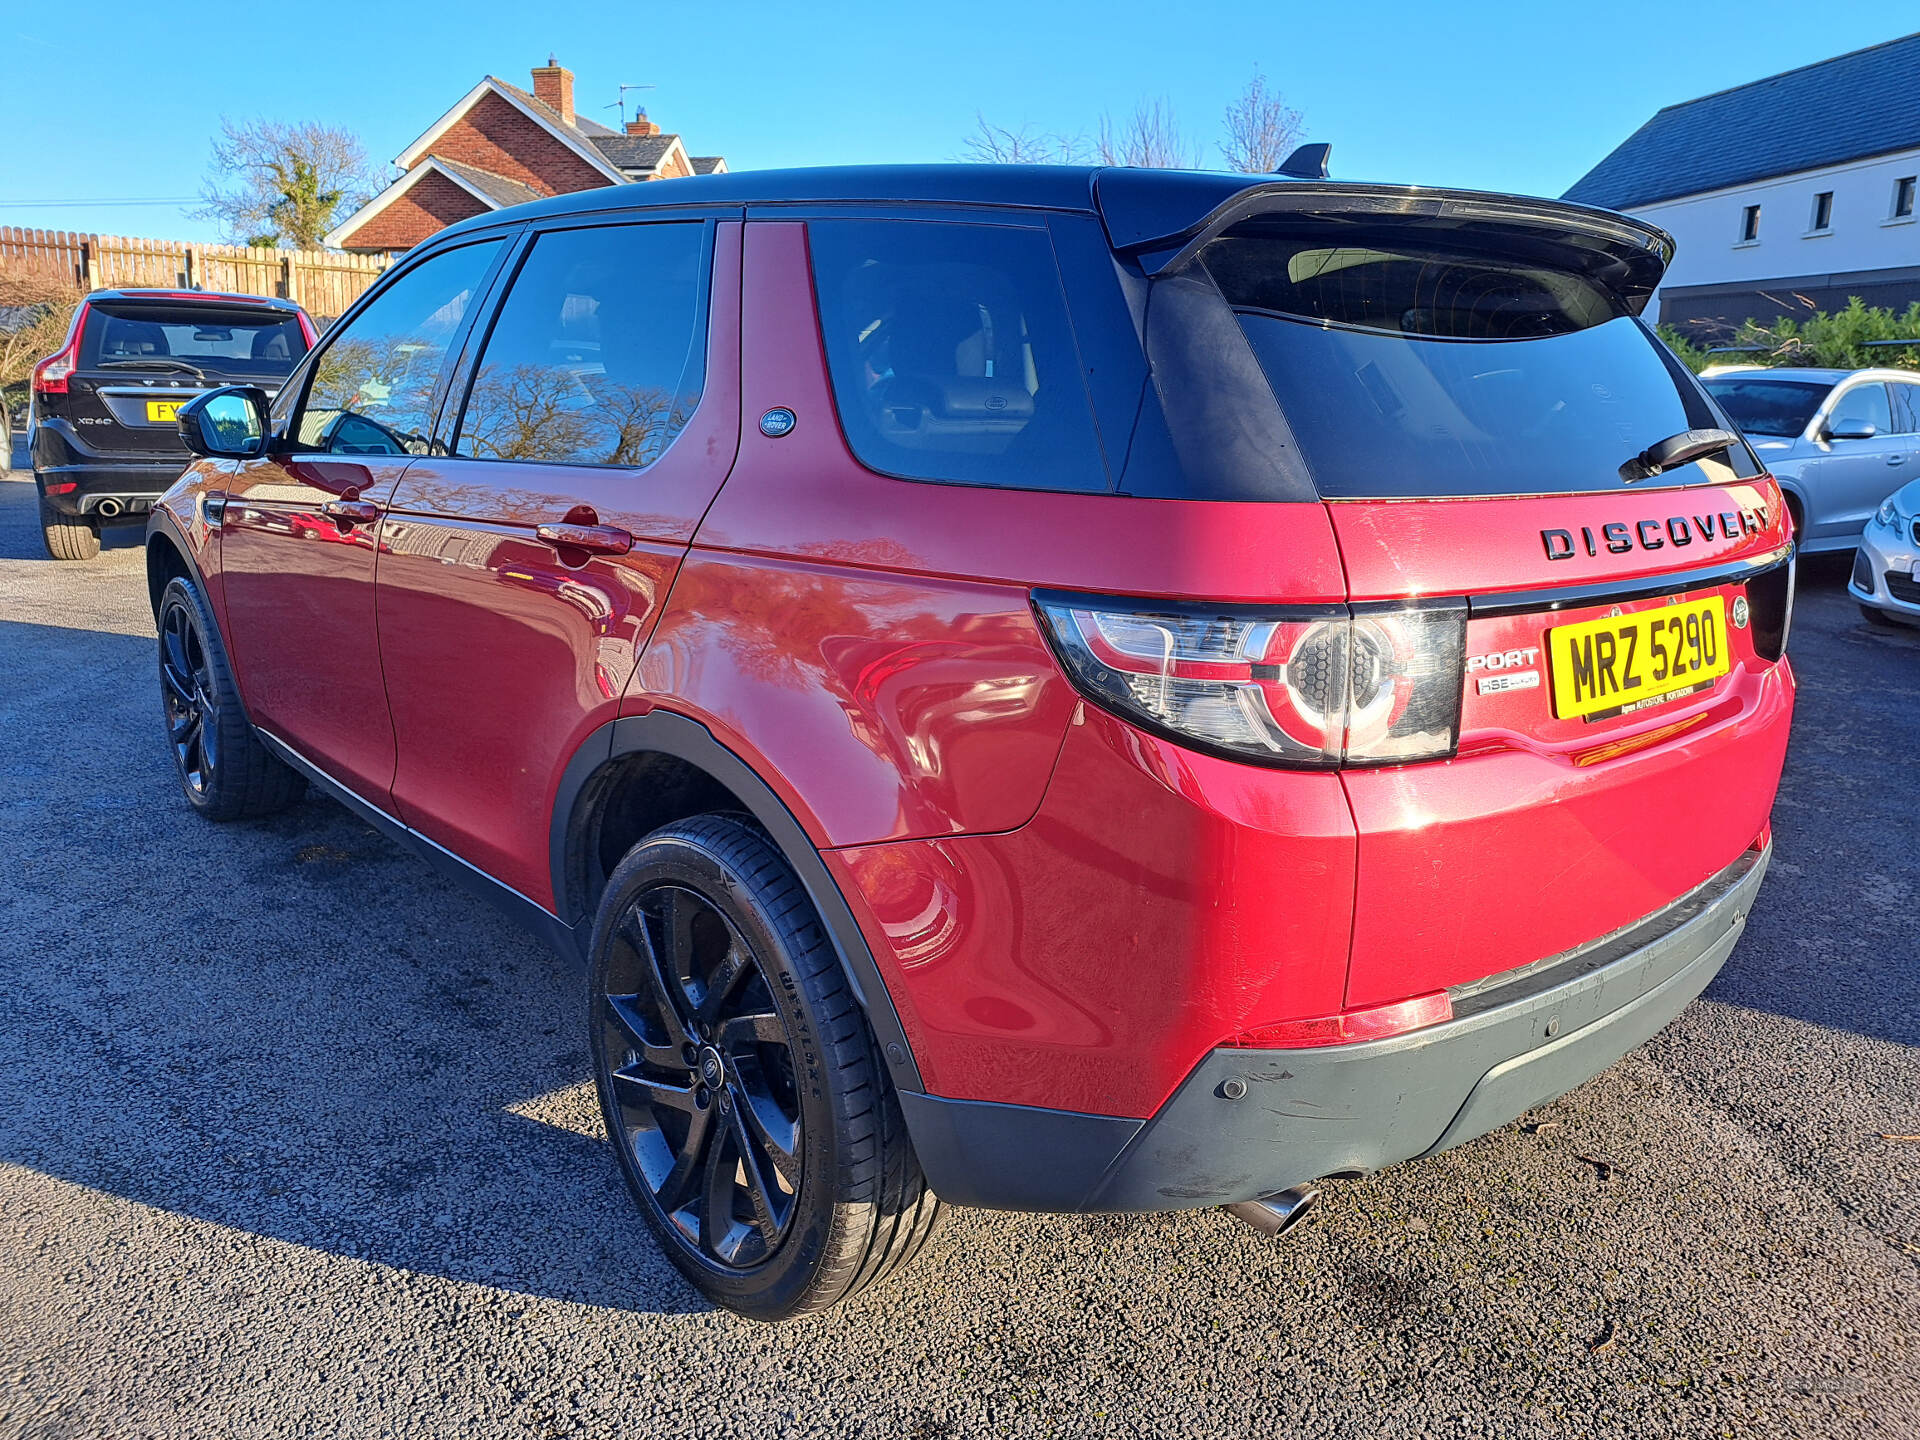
[551,709,926,1096]
[145,507,212,623]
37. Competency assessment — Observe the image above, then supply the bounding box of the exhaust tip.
[95,498,122,518]
[1223,1185,1320,1240]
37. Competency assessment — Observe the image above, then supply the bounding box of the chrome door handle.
[322,498,383,524]
[536,522,633,556]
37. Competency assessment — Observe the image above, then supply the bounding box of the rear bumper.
[31,423,187,516]
[903,842,1768,1212]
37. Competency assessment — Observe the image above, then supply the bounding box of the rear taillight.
[1034,591,1467,768]
[32,302,87,396]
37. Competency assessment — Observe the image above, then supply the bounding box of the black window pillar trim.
[549,709,926,1096]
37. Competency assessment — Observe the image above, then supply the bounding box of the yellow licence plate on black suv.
[1547,597,1729,721]
[145,400,183,423]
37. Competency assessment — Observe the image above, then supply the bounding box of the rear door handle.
[536,522,633,556]
[322,498,383,524]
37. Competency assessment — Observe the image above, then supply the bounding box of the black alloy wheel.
[160,592,218,797]
[588,816,943,1319]
[153,575,305,821]
[599,881,802,1268]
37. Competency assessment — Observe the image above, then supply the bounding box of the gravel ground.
[0,452,1915,1439]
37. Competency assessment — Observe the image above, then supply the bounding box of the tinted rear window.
[1198,223,1753,498]
[1702,376,1830,437]
[809,220,1108,492]
[81,304,307,380]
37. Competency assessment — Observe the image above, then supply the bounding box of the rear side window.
[81,304,307,380]
[1196,219,1757,498]
[809,220,1108,492]
[453,222,709,468]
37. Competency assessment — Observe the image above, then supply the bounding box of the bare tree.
[0,265,83,392]
[963,73,1295,171]
[959,114,1084,165]
[1095,98,1201,169]
[1218,69,1305,174]
[195,118,384,249]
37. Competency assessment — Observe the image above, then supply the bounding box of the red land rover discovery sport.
[148,166,1795,1320]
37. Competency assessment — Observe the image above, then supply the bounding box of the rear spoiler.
[1094,173,1676,294]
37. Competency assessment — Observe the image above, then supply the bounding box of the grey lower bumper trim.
[1086,844,1769,1211]
[905,844,1770,1213]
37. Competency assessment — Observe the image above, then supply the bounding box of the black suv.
[31,289,314,559]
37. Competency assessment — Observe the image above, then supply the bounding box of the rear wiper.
[1620,428,1740,483]
[97,358,208,382]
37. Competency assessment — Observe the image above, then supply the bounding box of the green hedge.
[1658,297,1920,374]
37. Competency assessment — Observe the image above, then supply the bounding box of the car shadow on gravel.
[1,622,713,1316]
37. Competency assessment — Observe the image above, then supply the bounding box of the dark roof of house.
[432,156,542,209]
[690,156,725,175]
[1564,33,1920,210]
[590,133,681,174]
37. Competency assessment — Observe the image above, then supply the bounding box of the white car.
[1851,476,1920,626]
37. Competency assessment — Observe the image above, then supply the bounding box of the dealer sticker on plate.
[1546,597,1729,722]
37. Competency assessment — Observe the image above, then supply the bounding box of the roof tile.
[1564,33,1920,210]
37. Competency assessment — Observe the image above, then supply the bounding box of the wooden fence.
[0,227,389,322]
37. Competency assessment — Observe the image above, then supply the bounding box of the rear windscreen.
[80,304,307,380]
[1701,376,1829,438]
[1196,221,1755,498]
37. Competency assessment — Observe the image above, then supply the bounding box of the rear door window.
[81,304,307,382]
[808,219,1109,492]
[1197,221,1758,498]
[451,221,709,468]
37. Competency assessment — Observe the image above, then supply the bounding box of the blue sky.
[1,2,1913,243]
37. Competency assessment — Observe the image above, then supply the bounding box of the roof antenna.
[1275,143,1331,179]
[604,82,656,129]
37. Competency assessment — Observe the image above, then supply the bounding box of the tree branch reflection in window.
[453,222,708,469]
[296,240,502,456]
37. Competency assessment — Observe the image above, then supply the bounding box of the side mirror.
[1824,418,1878,442]
[177,386,270,458]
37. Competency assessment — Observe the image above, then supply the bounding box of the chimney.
[531,54,575,128]
[625,109,661,138]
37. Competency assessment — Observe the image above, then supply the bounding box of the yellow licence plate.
[145,400,183,423]
[1547,597,1729,722]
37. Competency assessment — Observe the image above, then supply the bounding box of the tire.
[39,493,100,561]
[157,575,306,821]
[1861,603,1904,629]
[588,815,942,1320]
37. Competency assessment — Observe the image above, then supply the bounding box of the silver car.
[1702,367,1920,553]
[1850,475,1920,627]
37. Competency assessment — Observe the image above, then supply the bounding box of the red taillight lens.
[1034,591,1467,768]
[1224,991,1453,1048]
[32,302,87,396]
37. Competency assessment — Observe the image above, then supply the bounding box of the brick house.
[325,57,726,253]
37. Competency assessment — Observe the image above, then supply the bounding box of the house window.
[1740,204,1761,242]
[1810,192,1833,232]
[1894,176,1916,219]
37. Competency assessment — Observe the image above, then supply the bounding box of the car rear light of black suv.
[31,303,87,396]
[1034,591,1468,768]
